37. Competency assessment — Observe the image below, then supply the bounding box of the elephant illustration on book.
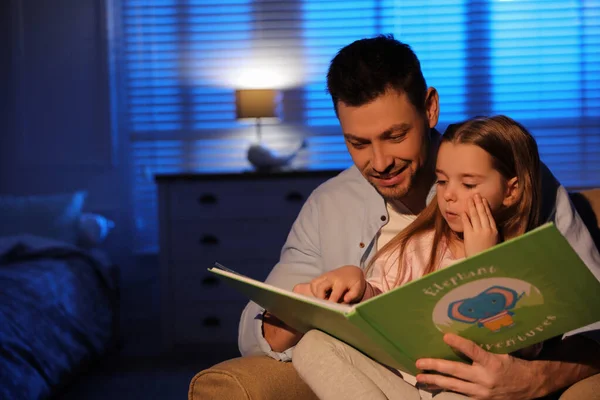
[447,285,525,332]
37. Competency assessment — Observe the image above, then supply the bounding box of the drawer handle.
[201,276,220,286]
[200,235,219,246]
[198,193,217,205]
[285,191,304,202]
[203,316,221,327]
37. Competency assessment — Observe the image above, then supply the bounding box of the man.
[204,35,600,399]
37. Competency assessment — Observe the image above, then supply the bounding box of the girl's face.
[435,142,516,233]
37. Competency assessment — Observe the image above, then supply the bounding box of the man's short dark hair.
[326,34,427,114]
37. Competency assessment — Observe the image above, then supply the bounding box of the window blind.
[303,0,467,127]
[488,1,600,187]
[121,0,600,252]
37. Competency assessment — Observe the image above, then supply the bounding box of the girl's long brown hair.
[370,115,542,286]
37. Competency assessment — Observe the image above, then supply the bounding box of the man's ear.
[425,87,439,129]
[503,177,520,207]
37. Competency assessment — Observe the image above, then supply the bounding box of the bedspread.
[0,235,118,399]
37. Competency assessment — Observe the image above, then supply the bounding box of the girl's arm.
[364,243,413,300]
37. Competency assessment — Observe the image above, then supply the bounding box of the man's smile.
[371,164,409,187]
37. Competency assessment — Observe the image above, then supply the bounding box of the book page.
[210,265,353,314]
[211,264,420,373]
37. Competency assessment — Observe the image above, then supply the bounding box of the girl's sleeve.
[364,244,413,300]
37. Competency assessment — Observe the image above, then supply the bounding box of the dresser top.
[154,169,344,182]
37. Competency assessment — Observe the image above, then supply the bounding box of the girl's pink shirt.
[362,231,463,301]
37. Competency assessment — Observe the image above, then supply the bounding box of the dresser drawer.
[174,301,246,344]
[168,177,326,220]
[168,217,293,262]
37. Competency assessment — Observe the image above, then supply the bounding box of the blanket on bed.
[0,235,118,399]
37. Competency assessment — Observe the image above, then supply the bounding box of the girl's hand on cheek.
[462,194,499,257]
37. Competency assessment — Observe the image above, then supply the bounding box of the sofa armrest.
[559,373,600,400]
[188,355,318,400]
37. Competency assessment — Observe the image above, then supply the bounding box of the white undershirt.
[377,202,417,251]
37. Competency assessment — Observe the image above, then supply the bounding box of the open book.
[209,223,600,375]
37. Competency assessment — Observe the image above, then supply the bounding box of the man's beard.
[367,166,417,202]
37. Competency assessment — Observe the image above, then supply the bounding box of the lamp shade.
[235,89,276,119]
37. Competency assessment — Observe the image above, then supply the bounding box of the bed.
[0,192,119,399]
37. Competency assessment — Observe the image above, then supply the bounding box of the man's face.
[337,90,438,202]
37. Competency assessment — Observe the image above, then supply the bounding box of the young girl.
[291,115,543,400]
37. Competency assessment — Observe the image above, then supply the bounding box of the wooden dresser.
[156,170,341,350]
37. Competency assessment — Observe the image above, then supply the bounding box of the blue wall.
[0,0,132,267]
[1,1,12,184]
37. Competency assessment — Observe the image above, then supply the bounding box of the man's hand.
[462,194,499,258]
[262,311,303,353]
[307,265,366,303]
[415,333,539,399]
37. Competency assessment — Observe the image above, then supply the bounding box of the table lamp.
[235,89,277,143]
[235,89,306,171]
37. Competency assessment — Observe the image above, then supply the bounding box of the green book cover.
[209,222,600,375]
